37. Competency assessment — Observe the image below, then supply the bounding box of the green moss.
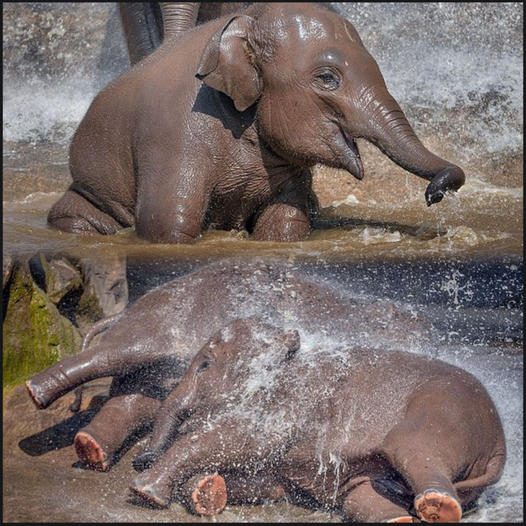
[77,287,104,324]
[2,262,82,389]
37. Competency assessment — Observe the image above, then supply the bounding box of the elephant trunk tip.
[425,164,466,206]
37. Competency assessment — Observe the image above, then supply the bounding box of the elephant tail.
[80,312,124,353]
[453,431,506,491]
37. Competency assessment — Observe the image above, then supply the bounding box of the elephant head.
[133,318,300,471]
[196,3,465,205]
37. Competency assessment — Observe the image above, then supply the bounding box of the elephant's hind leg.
[74,393,161,471]
[413,490,462,523]
[177,471,286,516]
[343,478,418,523]
[48,189,122,235]
[381,383,469,522]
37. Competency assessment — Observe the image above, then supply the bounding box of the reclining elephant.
[48,2,464,243]
[127,317,505,522]
[25,258,433,471]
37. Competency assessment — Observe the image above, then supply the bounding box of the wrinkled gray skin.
[26,259,432,470]
[48,3,464,243]
[128,317,505,521]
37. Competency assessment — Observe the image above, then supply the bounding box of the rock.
[76,256,128,328]
[39,253,83,304]
[2,259,82,390]
[3,255,13,289]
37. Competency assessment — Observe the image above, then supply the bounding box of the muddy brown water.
[2,139,523,522]
[3,140,523,263]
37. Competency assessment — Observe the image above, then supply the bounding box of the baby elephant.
[48,2,464,243]
[129,318,505,523]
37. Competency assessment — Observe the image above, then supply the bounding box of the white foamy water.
[3,78,95,144]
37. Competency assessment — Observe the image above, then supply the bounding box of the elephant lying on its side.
[25,259,432,471]
[49,3,464,243]
[28,314,503,522]
[128,317,505,522]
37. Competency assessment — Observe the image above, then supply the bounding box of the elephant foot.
[189,474,227,516]
[414,490,462,522]
[25,379,46,409]
[74,431,109,471]
[128,482,171,509]
[386,516,420,523]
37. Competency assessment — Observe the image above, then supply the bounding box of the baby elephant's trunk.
[356,86,465,205]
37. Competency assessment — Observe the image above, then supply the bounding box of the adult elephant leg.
[119,3,163,65]
[48,189,124,235]
[75,392,161,471]
[343,478,417,523]
[160,3,200,41]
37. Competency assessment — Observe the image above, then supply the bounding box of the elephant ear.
[196,15,261,112]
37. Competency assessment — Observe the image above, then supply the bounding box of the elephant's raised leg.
[252,203,311,242]
[75,393,161,471]
[48,190,123,235]
[343,479,418,523]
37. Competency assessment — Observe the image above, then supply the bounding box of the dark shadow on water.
[18,394,108,456]
[312,213,446,240]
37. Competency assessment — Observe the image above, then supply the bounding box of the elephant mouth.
[338,126,364,180]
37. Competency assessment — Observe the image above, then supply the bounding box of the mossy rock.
[2,260,82,390]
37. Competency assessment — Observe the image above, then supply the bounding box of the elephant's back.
[91,260,273,363]
[68,68,139,210]
[285,349,497,455]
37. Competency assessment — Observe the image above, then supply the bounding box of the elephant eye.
[196,360,210,373]
[313,69,341,91]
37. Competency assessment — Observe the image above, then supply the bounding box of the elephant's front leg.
[252,203,311,242]
[252,172,317,242]
[135,160,210,243]
[75,392,161,471]
[129,422,287,509]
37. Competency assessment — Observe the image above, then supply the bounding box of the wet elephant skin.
[24,260,504,521]
[48,3,465,243]
[128,318,505,522]
[24,257,432,472]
